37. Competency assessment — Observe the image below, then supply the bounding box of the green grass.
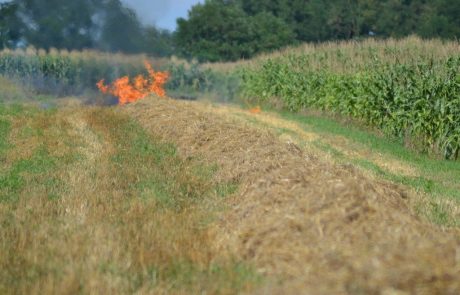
[0,119,11,156]
[2,152,62,204]
[0,103,72,204]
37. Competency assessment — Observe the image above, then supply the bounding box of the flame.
[249,106,261,114]
[97,61,169,105]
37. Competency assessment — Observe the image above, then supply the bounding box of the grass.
[0,103,260,294]
[1,105,56,203]
[279,110,460,226]
[0,76,28,103]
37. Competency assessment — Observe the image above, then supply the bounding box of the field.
[1,38,460,294]
[240,37,460,159]
[0,48,238,103]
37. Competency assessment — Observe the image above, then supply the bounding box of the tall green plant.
[241,53,460,159]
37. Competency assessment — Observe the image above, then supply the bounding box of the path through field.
[1,97,460,294]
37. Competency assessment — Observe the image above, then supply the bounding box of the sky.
[121,0,203,31]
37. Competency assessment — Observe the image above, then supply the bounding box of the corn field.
[2,39,460,159]
[0,48,151,96]
[240,38,460,159]
[0,48,235,99]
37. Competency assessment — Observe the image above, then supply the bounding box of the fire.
[97,61,169,105]
[249,106,261,114]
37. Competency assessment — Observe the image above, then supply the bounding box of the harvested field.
[126,97,460,294]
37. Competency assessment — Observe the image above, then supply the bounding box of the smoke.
[120,0,171,28]
[120,0,202,31]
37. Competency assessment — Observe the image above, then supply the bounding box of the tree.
[175,0,295,62]
[0,0,172,55]
[96,0,145,53]
[423,0,460,39]
[0,2,24,49]
[14,0,98,50]
[250,12,297,52]
[143,26,174,57]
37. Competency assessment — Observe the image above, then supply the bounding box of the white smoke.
[120,0,170,26]
[120,0,202,31]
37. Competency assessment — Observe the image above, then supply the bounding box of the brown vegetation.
[203,36,460,73]
[2,94,460,294]
[0,104,257,294]
[127,97,460,294]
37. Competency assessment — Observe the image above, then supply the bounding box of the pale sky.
[121,0,203,31]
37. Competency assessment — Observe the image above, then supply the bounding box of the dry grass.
[0,104,258,294]
[127,97,460,294]
[2,95,460,294]
[236,108,418,177]
[203,36,460,73]
[0,76,30,103]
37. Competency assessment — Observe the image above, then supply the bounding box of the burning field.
[96,61,169,105]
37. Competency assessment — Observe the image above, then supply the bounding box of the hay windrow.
[125,97,460,294]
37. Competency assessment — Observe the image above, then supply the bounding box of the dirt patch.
[125,97,460,294]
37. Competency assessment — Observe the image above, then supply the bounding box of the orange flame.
[249,106,261,114]
[97,61,169,105]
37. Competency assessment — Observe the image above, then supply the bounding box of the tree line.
[175,0,460,62]
[1,0,459,62]
[0,0,174,56]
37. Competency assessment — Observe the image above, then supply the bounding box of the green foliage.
[0,117,10,158]
[19,0,96,50]
[143,28,175,57]
[97,0,145,53]
[0,0,174,56]
[241,50,460,159]
[175,0,460,61]
[0,146,58,203]
[165,61,241,101]
[175,1,295,62]
[0,2,23,49]
[237,0,460,41]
